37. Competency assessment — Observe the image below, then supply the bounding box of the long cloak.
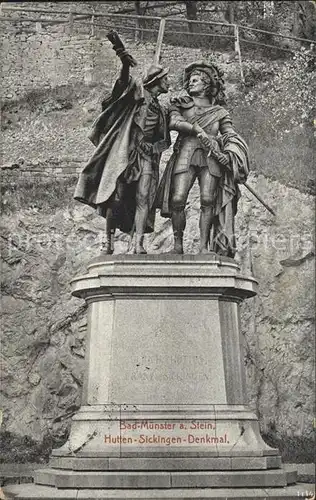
[211,132,249,257]
[74,77,170,234]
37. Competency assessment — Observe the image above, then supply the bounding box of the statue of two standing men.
[74,33,249,258]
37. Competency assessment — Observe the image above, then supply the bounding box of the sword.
[207,147,276,216]
[242,182,276,216]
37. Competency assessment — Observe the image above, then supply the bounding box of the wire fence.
[1,4,315,83]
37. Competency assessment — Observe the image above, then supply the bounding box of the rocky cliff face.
[1,27,315,463]
[1,172,314,463]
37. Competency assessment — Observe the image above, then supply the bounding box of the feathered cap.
[184,60,226,103]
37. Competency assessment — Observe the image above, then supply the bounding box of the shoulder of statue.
[170,95,194,109]
[213,104,228,113]
[216,106,231,121]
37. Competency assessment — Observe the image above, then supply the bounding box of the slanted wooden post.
[154,18,166,65]
[234,24,245,84]
[134,0,141,42]
[91,14,95,37]
[227,2,235,24]
[68,6,74,35]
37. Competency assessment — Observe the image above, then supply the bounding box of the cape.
[74,76,170,234]
[211,131,250,257]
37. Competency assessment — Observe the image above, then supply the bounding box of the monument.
[4,32,305,500]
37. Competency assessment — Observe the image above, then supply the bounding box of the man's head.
[184,61,226,104]
[188,70,211,97]
[143,64,170,95]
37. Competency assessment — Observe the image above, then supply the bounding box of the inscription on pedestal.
[109,299,227,404]
[103,420,230,448]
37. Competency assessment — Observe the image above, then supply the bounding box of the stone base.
[7,255,302,500]
[3,480,315,500]
[36,402,292,489]
[34,467,296,489]
[49,455,283,470]
[49,404,279,459]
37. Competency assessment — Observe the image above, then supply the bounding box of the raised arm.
[106,30,137,86]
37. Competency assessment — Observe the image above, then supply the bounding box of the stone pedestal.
[4,255,301,499]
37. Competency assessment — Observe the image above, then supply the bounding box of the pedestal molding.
[31,255,296,493]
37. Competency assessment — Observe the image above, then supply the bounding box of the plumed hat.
[184,60,224,86]
[183,60,226,104]
[143,64,169,87]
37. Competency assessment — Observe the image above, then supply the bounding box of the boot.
[171,209,185,254]
[174,231,184,254]
[199,206,213,254]
[104,208,116,255]
[103,231,114,255]
[135,234,147,254]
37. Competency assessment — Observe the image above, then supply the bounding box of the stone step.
[49,455,282,471]
[2,462,313,486]
[3,482,316,500]
[34,467,296,489]
[0,463,39,487]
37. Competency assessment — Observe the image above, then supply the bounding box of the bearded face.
[157,74,170,94]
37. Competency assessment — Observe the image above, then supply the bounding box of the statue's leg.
[199,167,219,254]
[104,181,125,255]
[170,167,196,254]
[104,207,115,254]
[135,173,151,254]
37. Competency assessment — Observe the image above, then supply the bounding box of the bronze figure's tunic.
[169,98,231,177]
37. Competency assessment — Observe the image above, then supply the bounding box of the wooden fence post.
[134,0,141,42]
[91,14,95,37]
[68,7,74,36]
[154,18,166,65]
[234,24,245,84]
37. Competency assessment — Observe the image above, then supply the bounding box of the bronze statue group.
[74,31,249,258]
